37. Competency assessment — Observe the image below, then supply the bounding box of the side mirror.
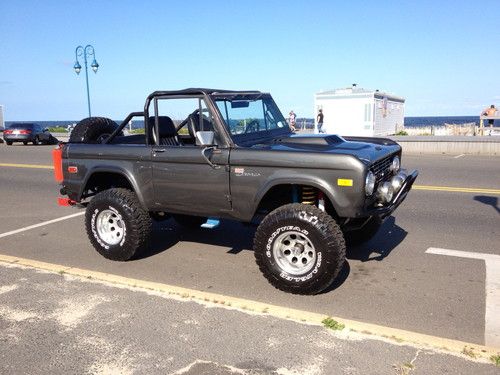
[43,128,49,132]
[195,131,215,146]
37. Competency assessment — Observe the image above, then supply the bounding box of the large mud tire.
[86,188,152,261]
[344,217,382,246]
[254,203,346,295]
[69,117,121,143]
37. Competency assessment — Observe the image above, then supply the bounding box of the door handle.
[153,148,166,153]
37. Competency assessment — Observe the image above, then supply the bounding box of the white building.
[314,85,405,136]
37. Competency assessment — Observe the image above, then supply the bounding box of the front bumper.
[366,169,419,219]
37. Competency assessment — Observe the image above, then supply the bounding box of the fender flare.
[253,177,341,217]
[79,166,147,209]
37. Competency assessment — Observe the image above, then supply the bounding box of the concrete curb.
[0,253,498,363]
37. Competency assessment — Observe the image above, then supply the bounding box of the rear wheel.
[86,188,152,261]
[23,141,28,145]
[33,136,39,145]
[6,141,12,145]
[69,117,121,143]
[254,203,346,295]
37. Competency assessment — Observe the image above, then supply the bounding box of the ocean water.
[3,115,490,130]
[404,116,479,127]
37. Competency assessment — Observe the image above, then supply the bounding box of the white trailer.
[314,85,405,136]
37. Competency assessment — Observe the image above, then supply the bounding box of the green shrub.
[47,126,68,133]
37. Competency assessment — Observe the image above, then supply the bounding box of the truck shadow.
[345,216,408,262]
[140,216,408,266]
[473,195,499,215]
[136,219,255,259]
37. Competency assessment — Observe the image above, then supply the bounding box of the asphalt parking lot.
[0,145,499,364]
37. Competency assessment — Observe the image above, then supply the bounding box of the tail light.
[19,130,32,134]
[52,145,63,183]
[3,130,12,134]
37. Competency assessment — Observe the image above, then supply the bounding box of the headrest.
[148,116,176,138]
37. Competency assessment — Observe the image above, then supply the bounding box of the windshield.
[213,94,290,143]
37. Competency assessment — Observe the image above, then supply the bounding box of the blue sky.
[0,0,498,120]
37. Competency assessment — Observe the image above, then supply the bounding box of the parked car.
[3,123,53,145]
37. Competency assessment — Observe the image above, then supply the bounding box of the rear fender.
[79,166,147,209]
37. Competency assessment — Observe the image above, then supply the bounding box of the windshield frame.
[211,93,291,146]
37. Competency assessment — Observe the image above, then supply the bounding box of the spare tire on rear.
[69,117,121,143]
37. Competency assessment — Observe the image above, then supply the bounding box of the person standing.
[317,109,325,133]
[482,105,497,134]
[288,110,297,132]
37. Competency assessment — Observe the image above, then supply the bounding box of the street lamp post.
[73,45,99,117]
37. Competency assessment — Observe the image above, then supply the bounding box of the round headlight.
[377,181,394,203]
[391,174,405,192]
[390,156,400,173]
[365,171,376,196]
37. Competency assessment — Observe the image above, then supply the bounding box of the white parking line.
[0,212,85,239]
[426,247,500,347]
[453,154,465,159]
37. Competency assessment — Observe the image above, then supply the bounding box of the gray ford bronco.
[53,88,418,295]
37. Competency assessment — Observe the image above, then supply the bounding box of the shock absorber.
[301,186,317,205]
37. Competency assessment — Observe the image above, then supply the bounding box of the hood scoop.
[275,134,345,146]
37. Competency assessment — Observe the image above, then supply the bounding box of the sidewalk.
[0,262,498,374]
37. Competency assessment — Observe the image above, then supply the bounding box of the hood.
[250,134,401,164]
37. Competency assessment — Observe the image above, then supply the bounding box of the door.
[150,96,231,215]
[152,146,230,215]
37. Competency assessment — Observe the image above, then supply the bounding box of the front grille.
[370,154,394,184]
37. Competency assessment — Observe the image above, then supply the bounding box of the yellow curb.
[0,163,54,170]
[0,253,498,361]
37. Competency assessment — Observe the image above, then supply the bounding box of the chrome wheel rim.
[272,231,316,275]
[96,209,125,246]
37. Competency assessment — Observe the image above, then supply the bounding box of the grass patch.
[391,335,404,343]
[461,346,476,358]
[48,126,69,133]
[128,128,145,134]
[394,130,408,136]
[322,317,345,331]
[491,354,500,366]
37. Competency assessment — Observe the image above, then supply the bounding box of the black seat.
[148,116,179,146]
[187,111,214,139]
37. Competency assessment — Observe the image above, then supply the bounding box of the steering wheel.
[244,120,260,133]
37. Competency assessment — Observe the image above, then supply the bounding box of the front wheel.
[254,203,346,295]
[33,136,39,145]
[85,188,152,261]
[6,141,12,145]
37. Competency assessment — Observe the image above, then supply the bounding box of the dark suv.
[3,123,51,145]
[53,88,418,295]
